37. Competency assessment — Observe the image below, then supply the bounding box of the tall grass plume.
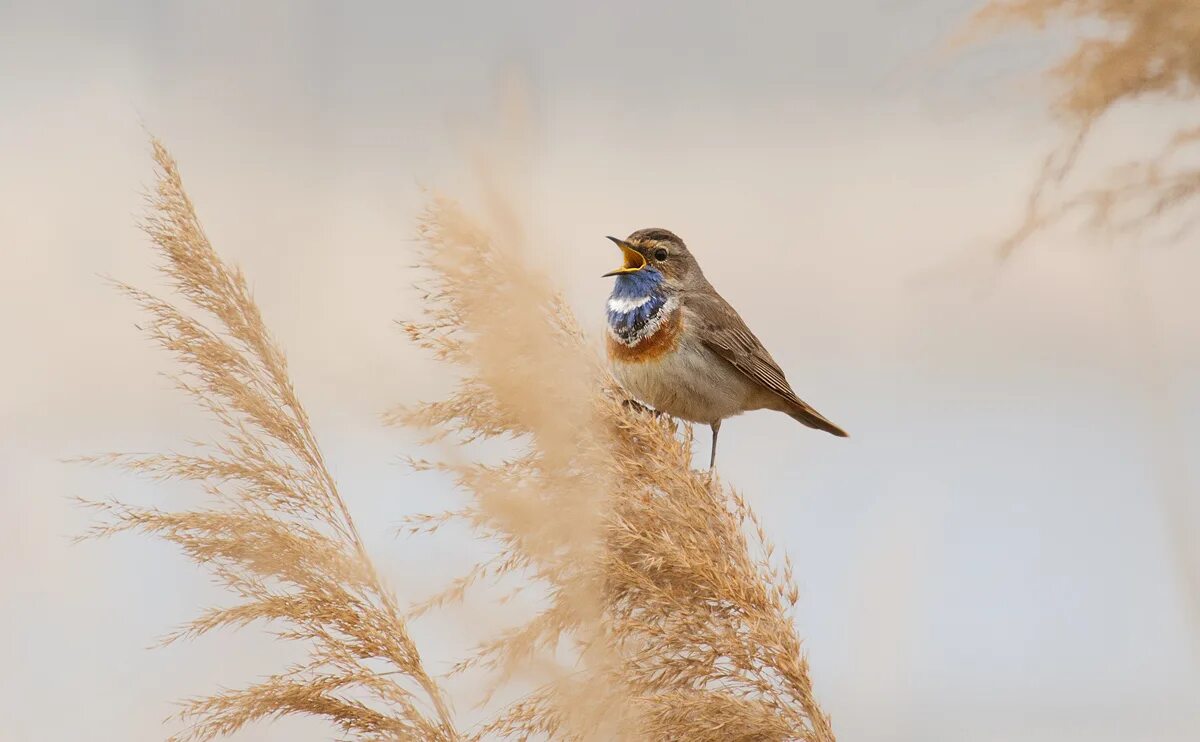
[968,0,1200,252]
[79,141,460,742]
[398,189,835,740]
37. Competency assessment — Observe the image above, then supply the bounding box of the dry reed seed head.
[969,1,1200,253]
[404,195,835,740]
[86,141,461,742]
[973,0,1200,118]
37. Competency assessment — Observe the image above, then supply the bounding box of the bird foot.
[621,398,679,435]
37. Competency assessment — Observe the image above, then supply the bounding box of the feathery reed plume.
[397,188,835,740]
[81,141,460,742]
[968,0,1200,254]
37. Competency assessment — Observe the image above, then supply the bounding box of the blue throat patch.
[607,270,667,340]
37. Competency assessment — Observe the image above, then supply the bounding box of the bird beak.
[602,236,647,277]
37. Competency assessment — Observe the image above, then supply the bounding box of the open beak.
[602,236,647,277]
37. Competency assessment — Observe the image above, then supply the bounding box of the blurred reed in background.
[969,0,1200,251]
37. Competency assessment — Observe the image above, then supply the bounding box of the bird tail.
[788,401,849,438]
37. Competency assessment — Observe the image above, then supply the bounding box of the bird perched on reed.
[603,228,847,468]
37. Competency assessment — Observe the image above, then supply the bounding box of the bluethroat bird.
[603,228,847,468]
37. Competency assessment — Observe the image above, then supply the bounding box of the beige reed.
[80,141,460,742]
[968,0,1200,252]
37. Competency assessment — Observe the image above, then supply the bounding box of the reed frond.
[968,0,1200,252]
[398,193,835,741]
[80,141,460,742]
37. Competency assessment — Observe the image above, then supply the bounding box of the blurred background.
[2,1,1199,739]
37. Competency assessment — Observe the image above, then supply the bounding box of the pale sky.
[3,1,1199,740]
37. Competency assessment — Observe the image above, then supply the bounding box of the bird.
[602,228,847,468]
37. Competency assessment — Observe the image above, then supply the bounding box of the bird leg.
[709,420,721,469]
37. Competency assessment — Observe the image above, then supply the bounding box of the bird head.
[602,228,702,289]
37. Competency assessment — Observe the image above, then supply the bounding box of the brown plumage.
[603,228,847,468]
[686,289,849,437]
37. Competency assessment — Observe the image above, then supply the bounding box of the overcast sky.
[2,1,1199,740]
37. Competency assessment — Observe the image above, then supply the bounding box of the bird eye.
[653,247,669,261]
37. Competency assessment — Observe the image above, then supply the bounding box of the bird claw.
[622,398,663,418]
[621,398,679,435]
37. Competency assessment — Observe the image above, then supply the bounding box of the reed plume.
[84,140,834,740]
[397,188,835,741]
[80,141,459,742]
[968,0,1200,252]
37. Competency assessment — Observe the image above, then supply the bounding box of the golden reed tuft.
[398,190,835,740]
[968,0,1200,253]
[81,141,834,740]
[80,141,458,742]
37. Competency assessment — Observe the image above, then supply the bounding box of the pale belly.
[610,337,768,424]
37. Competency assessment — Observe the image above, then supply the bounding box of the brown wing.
[686,290,848,437]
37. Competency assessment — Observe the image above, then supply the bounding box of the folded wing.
[687,291,848,437]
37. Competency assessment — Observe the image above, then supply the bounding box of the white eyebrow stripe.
[608,295,651,313]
